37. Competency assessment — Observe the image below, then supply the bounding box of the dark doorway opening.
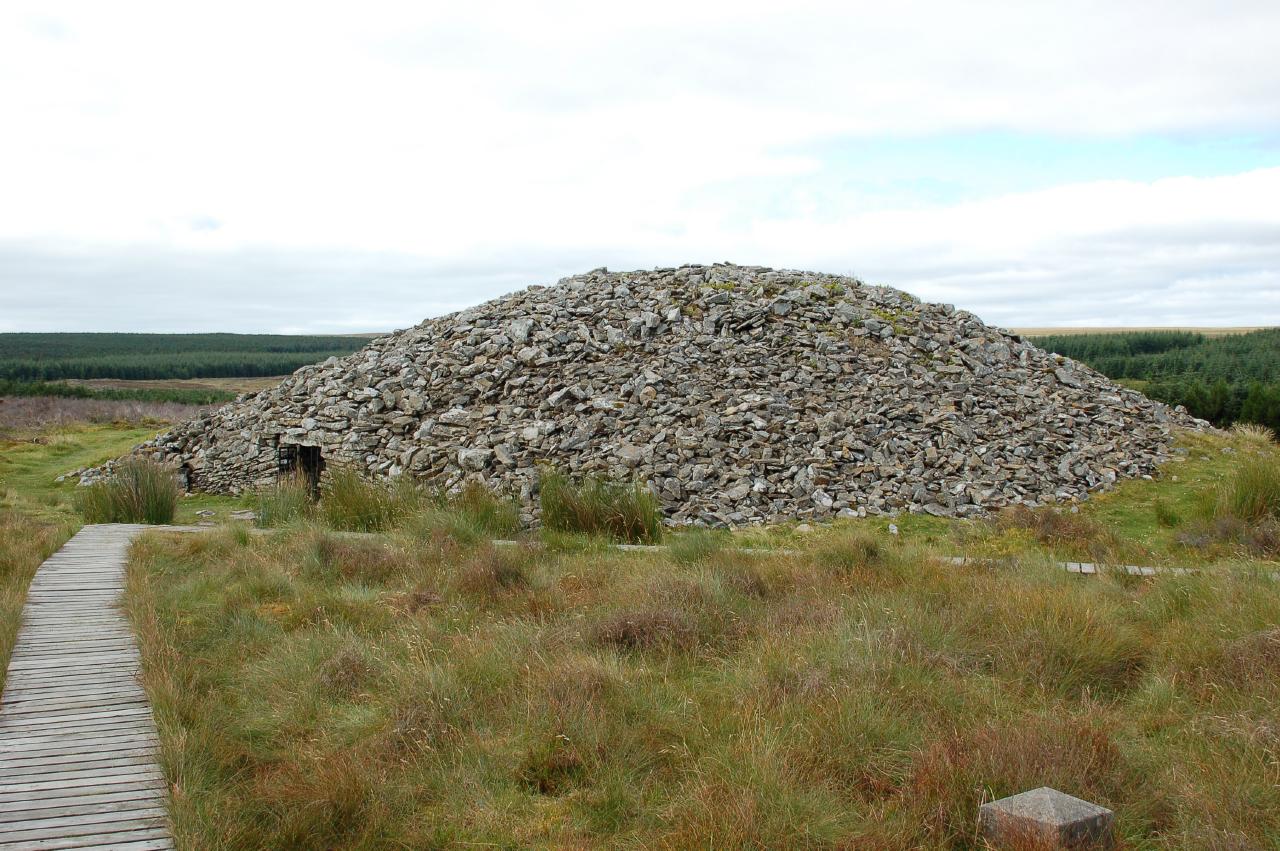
[278,444,325,499]
[298,446,325,499]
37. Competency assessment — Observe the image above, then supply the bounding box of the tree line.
[1032,329,1280,433]
[0,333,368,381]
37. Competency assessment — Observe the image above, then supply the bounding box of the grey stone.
[457,447,492,472]
[509,318,534,344]
[438,408,470,425]
[1054,367,1084,389]
[978,787,1114,849]
[615,444,645,466]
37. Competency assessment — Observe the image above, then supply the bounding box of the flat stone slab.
[979,786,1114,849]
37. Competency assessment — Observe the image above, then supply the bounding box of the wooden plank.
[0,797,162,825]
[0,816,170,841]
[0,765,165,788]
[0,749,158,773]
[0,727,156,747]
[0,825,173,851]
[0,776,165,804]
[0,785,164,816]
[0,526,173,848]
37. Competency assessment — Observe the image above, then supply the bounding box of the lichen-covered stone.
[88,263,1206,526]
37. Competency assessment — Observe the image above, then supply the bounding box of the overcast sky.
[2,1,1278,333]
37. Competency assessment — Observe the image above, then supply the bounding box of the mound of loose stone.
[103,264,1205,525]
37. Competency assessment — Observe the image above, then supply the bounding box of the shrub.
[996,504,1106,546]
[75,458,178,524]
[1217,627,1280,690]
[909,715,1137,844]
[993,504,1120,561]
[518,733,587,795]
[539,468,662,543]
[1177,515,1280,558]
[1230,422,1276,445]
[302,534,415,585]
[257,473,313,527]
[815,530,884,573]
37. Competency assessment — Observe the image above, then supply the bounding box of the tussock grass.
[256,472,313,527]
[124,521,1280,848]
[75,457,178,524]
[539,468,661,543]
[443,480,521,538]
[1215,450,1280,524]
[1157,433,1280,559]
[319,467,420,532]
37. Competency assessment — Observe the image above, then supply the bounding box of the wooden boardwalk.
[0,524,173,850]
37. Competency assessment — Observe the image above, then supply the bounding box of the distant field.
[65,376,287,395]
[1013,326,1269,337]
[0,332,371,382]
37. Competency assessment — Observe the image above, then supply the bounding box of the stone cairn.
[91,263,1204,526]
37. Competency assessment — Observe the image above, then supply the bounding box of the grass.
[1214,429,1280,523]
[258,471,521,540]
[124,521,1280,848]
[0,421,173,521]
[75,457,179,524]
[257,472,314,527]
[5,413,1280,845]
[318,467,418,532]
[539,468,662,543]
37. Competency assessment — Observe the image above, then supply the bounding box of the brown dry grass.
[122,520,1280,848]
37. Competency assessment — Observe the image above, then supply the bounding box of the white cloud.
[0,1,1277,329]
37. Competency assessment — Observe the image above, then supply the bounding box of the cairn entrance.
[278,444,325,498]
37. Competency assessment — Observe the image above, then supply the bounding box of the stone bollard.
[978,787,1114,849]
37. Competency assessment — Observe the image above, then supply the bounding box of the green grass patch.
[1215,436,1280,523]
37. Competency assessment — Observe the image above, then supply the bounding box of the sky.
[2,1,1279,333]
